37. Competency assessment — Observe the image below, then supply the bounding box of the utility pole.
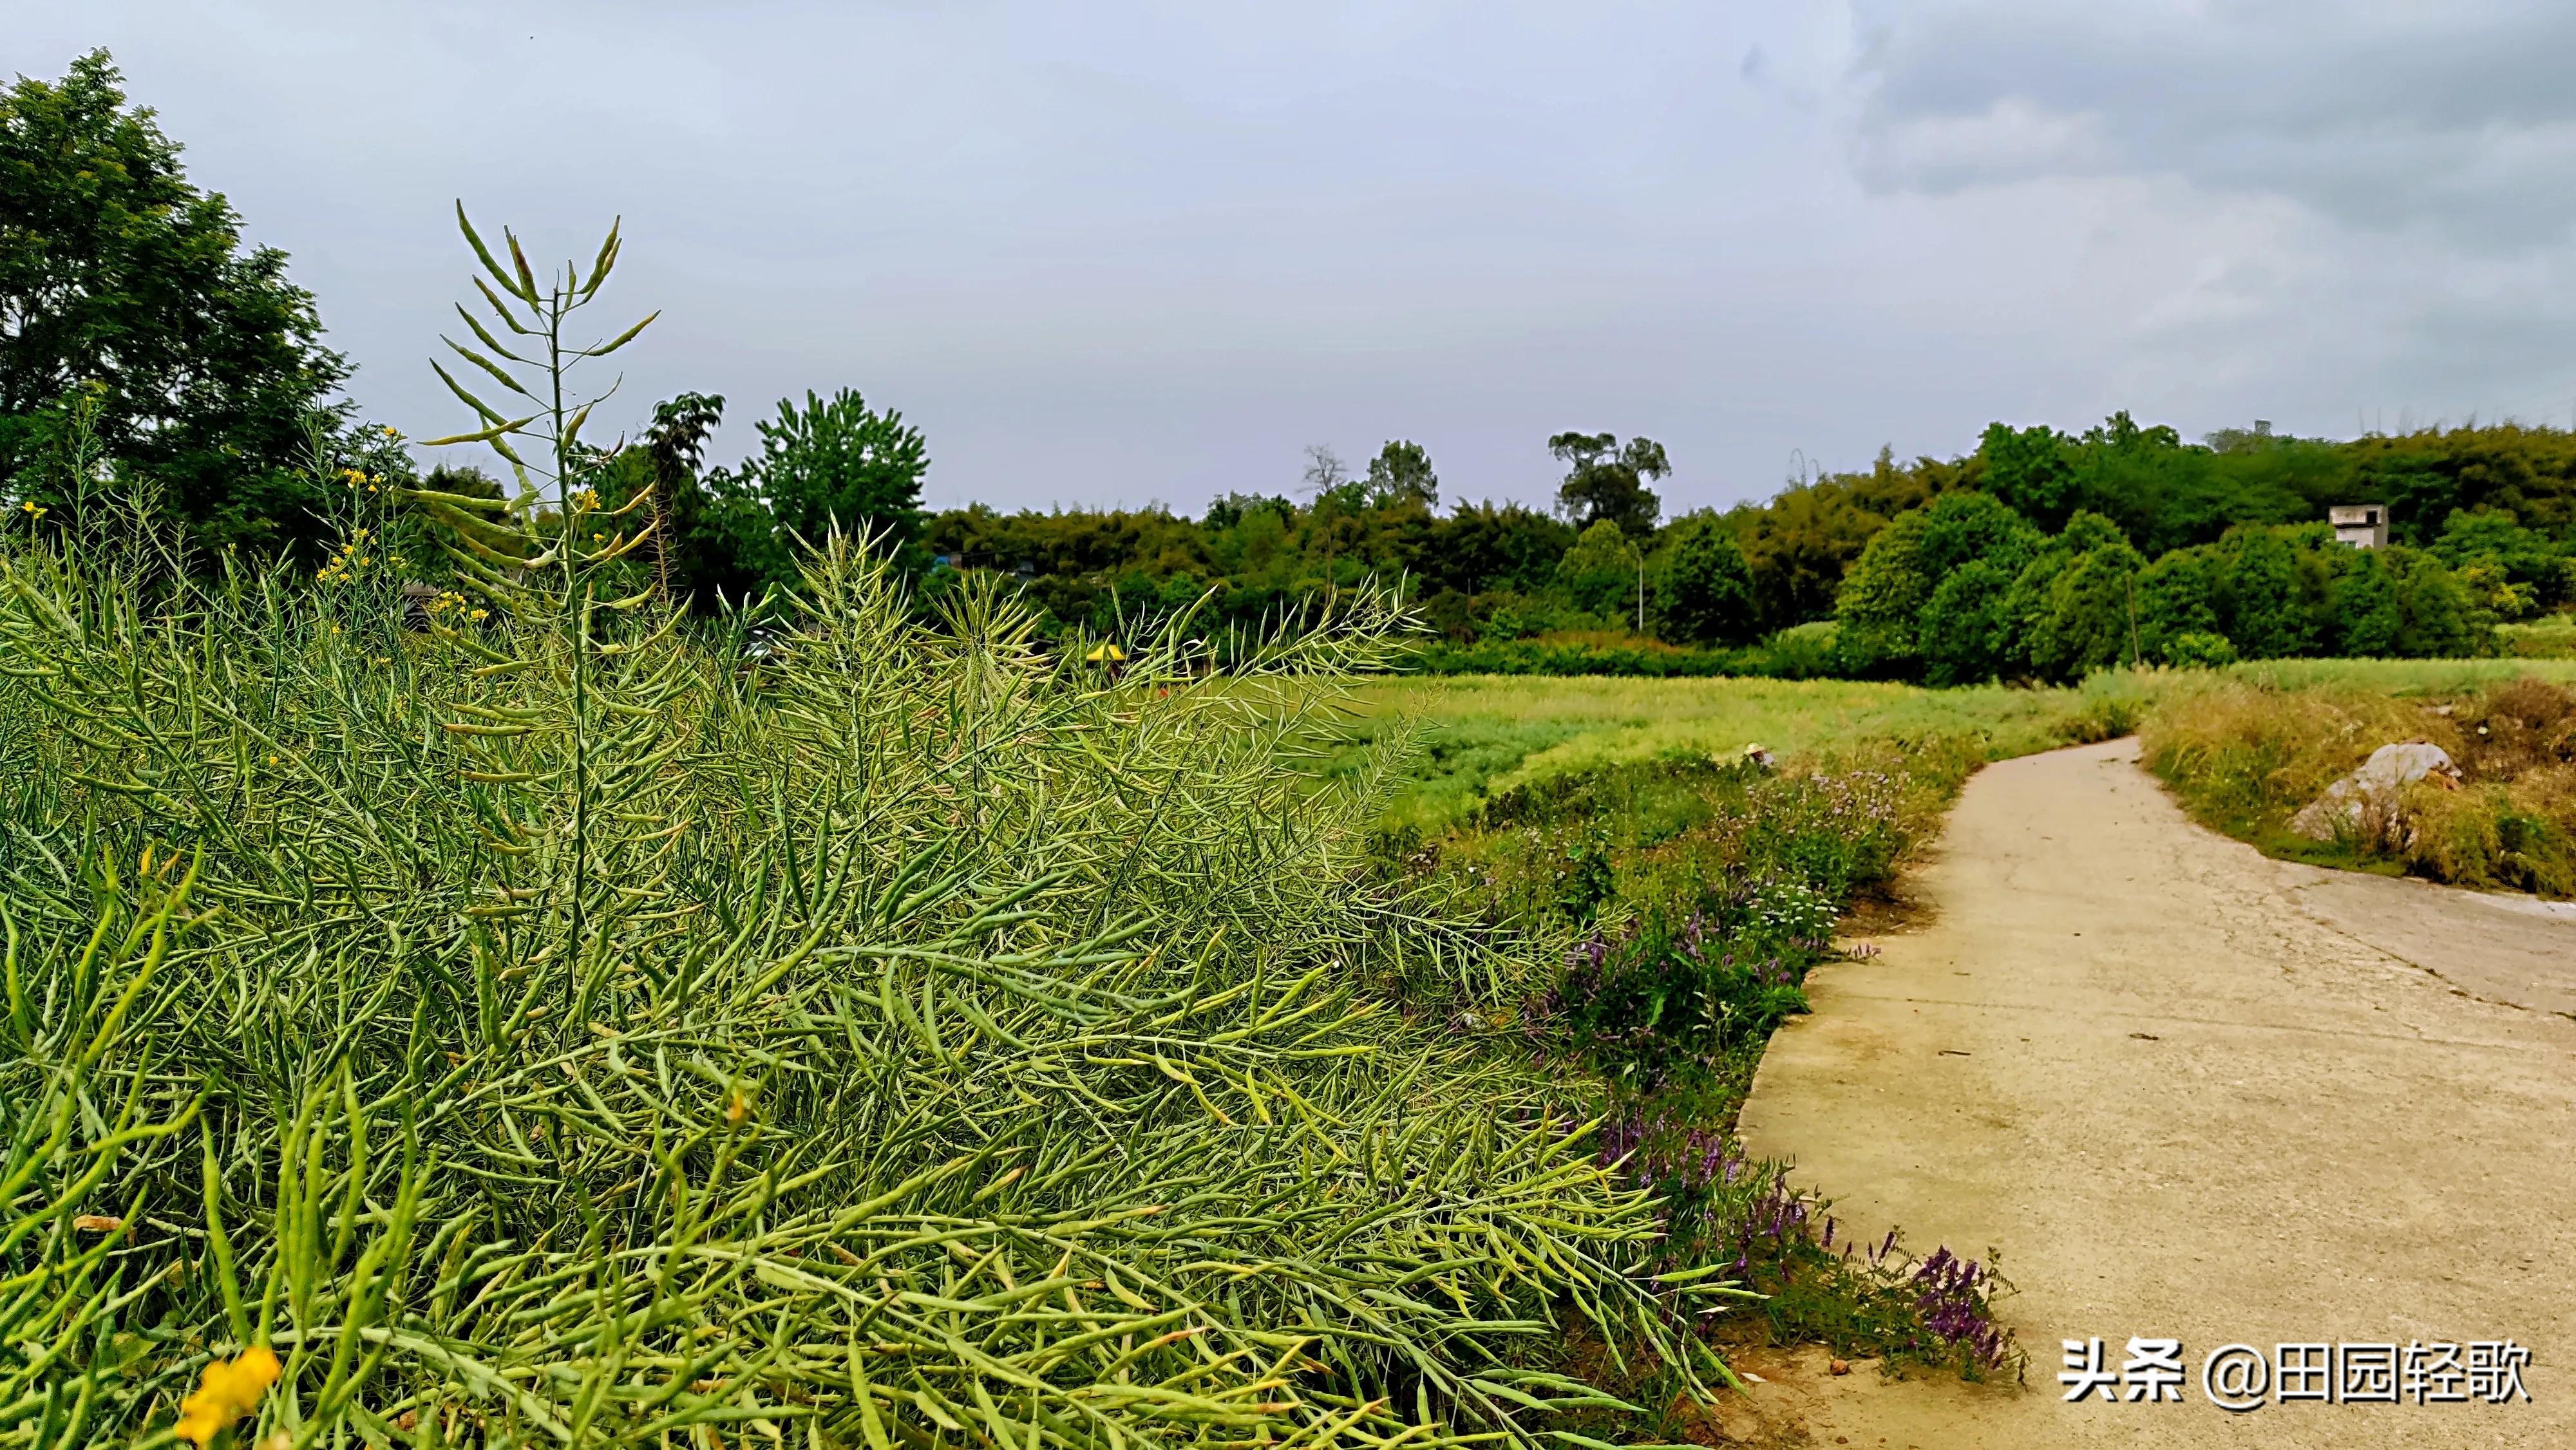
[1628,538,1647,636]
[2126,574,2143,668]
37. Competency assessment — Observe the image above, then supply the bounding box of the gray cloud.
[1852,1,2576,246]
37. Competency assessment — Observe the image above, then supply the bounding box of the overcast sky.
[15,2,2576,514]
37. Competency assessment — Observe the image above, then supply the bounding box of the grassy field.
[1345,659,2576,834]
[1338,672,2155,833]
[2500,614,2576,659]
[2202,655,2576,692]
[1307,673,2173,1377]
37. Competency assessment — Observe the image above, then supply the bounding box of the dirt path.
[1728,737,2576,1447]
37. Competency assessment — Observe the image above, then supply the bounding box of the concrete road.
[1732,738,2576,1447]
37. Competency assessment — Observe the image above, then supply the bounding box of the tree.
[1203,493,1291,531]
[1,50,349,552]
[2000,511,2136,677]
[1555,519,1640,619]
[1653,511,1757,646]
[2208,525,2314,659]
[1549,431,1666,537]
[1977,423,2077,530]
[2325,546,2403,657]
[2431,507,2563,617]
[1420,501,1574,597]
[1915,490,2043,579]
[2133,546,2222,663]
[1724,445,1952,632]
[618,390,771,607]
[1917,558,2019,685]
[1301,444,1366,510]
[1364,439,1438,509]
[715,388,928,588]
[1834,508,1933,674]
[2386,547,2479,657]
[2028,540,2146,680]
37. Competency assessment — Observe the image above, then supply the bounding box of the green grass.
[2499,614,2576,659]
[1338,660,2576,835]
[2206,655,2576,692]
[1335,672,2158,833]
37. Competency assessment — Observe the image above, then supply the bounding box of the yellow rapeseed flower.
[19,500,42,517]
[468,608,489,622]
[175,1346,281,1447]
[383,426,400,438]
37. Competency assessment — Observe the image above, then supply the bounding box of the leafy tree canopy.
[715,388,927,587]
[1556,518,1640,618]
[1653,511,1757,647]
[1,50,350,554]
[1549,431,1666,537]
[1365,439,1437,510]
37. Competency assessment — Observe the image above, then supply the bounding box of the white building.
[2329,505,2388,549]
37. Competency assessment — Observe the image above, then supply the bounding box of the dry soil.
[1727,737,2576,1447]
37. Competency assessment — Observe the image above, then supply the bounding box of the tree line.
[917,417,2571,679]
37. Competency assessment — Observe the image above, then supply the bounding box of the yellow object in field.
[1086,644,1126,663]
[176,1346,281,1446]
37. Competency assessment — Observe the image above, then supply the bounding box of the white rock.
[2288,742,2461,840]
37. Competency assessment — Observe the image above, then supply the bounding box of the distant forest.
[916,418,2576,679]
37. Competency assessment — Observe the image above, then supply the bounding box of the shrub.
[1747,620,1846,679]
[1410,635,1742,677]
[2162,630,2239,668]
